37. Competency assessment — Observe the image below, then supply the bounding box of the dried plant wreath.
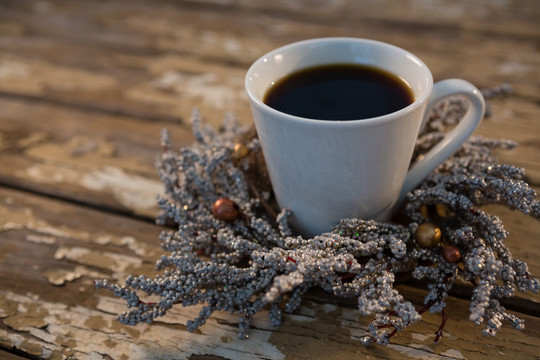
[96,85,539,346]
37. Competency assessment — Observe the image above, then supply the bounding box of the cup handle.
[398,79,485,205]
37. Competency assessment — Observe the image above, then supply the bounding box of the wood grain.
[0,187,539,360]
[0,0,539,124]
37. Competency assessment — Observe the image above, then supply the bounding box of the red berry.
[212,198,240,221]
[442,245,461,263]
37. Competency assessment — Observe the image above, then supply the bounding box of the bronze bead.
[415,222,442,249]
[442,245,461,263]
[232,143,249,160]
[212,198,240,221]
[420,205,429,219]
[435,203,455,218]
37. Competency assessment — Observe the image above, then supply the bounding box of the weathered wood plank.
[0,0,538,125]
[0,92,539,305]
[0,96,195,218]
[2,287,539,360]
[0,350,30,360]
[1,0,538,183]
[0,95,538,213]
[476,97,540,186]
[0,95,539,288]
[0,187,539,360]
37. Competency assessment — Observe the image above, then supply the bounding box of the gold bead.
[435,204,455,218]
[232,143,249,160]
[212,198,240,221]
[442,245,461,263]
[415,222,441,249]
[420,205,429,219]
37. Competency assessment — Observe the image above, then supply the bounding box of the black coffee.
[263,64,414,121]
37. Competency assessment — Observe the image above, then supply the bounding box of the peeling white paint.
[0,58,29,79]
[94,234,137,246]
[386,343,462,359]
[22,163,161,214]
[81,166,163,212]
[96,296,286,360]
[16,132,48,148]
[499,61,533,75]
[224,39,240,53]
[25,234,56,244]
[1,202,159,267]
[340,306,372,342]
[297,305,316,318]
[152,71,238,110]
[284,313,315,323]
[1,291,286,360]
[54,246,143,272]
[45,269,84,285]
[0,55,117,94]
[24,162,84,184]
[0,329,25,349]
[323,303,337,313]
[411,332,432,342]
[440,348,466,359]
[44,265,108,286]
[18,135,158,215]
[386,343,438,359]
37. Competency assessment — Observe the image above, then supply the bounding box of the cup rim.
[245,37,434,127]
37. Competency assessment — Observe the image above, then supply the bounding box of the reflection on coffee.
[263,64,414,121]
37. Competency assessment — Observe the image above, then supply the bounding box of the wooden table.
[1,1,539,359]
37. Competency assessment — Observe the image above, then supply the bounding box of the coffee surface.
[263,64,414,120]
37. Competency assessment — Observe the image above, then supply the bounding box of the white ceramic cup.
[245,38,485,237]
